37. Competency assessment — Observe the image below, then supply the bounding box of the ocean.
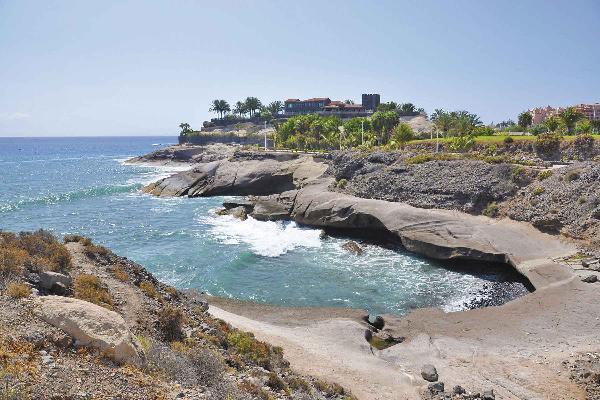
[0,136,529,314]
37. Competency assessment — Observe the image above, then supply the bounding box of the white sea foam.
[204,214,322,257]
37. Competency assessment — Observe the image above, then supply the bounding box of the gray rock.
[482,389,495,400]
[582,275,598,283]
[421,364,439,382]
[453,385,465,394]
[229,206,248,221]
[428,381,444,394]
[366,315,385,330]
[50,282,68,296]
[38,271,71,291]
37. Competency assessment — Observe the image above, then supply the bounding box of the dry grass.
[6,282,31,299]
[74,274,114,310]
[111,265,129,282]
[140,280,162,301]
[0,230,72,275]
[63,234,92,246]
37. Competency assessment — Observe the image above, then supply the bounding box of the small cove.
[0,136,530,315]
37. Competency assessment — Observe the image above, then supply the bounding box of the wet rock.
[428,381,444,394]
[364,329,373,344]
[421,364,439,382]
[319,230,327,239]
[229,206,248,221]
[582,275,598,283]
[342,241,363,255]
[365,314,385,330]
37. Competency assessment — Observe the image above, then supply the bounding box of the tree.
[209,99,230,119]
[389,123,415,148]
[591,120,600,134]
[233,101,247,118]
[559,107,583,134]
[371,111,399,144]
[244,97,262,118]
[544,116,560,132]
[344,99,355,105]
[376,102,397,112]
[397,103,416,115]
[575,119,592,135]
[431,109,452,137]
[518,111,533,129]
[178,122,192,135]
[266,101,283,116]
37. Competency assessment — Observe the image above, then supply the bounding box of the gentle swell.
[0,183,143,213]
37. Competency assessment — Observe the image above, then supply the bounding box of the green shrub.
[537,170,553,180]
[63,234,92,246]
[389,123,415,148]
[336,178,348,189]
[532,187,546,196]
[140,280,162,300]
[503,136,514,144]
[405,153,462,164]
[512,166,527,183]
[448,135,475,152]
[227,330,272,369]
[482,202,499,218]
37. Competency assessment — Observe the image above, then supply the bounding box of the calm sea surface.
[0,136,528,314]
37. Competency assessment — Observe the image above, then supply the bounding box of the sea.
[0,136,530,315]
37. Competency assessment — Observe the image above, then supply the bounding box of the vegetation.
[209,99,231,119]
[534,133,562,155]
[6,282,31,299]
[226,330,273,369]
[518,111,533,130]
[388,122,415,148]
[140,280,162,301]
[73,274,114,310]
[537,170,553,180]
[558,107,584,134]
[0,230,71,284]
[482,202,499,218]
[157,306,184,342]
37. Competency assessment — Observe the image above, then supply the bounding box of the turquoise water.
[0,137,528,315]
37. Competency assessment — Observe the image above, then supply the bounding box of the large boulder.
[421,364,439,382]
[38,271,71,291]
[35,296,145,366]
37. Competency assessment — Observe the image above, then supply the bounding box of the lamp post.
[361,120,364,146]
[264,120,268,150]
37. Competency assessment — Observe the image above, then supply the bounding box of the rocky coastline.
[124,143,600,399]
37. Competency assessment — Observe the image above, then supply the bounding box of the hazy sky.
[1,1,598,136]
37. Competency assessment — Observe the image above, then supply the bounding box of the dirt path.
[66,243,147,329]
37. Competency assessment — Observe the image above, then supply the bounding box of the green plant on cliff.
[559,107,583,134]
[534,133,562,155]
[387,123,415,149]
[447,134,475,152]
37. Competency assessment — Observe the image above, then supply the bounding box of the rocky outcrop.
[251,180,576,289]
[126,143,236,165]
[36,296,145,366]
[144,156,327,198]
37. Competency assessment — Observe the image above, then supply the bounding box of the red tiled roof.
[304,97,330,102]
[285,99,301,102]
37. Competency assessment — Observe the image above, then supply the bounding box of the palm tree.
[431,109,452,137]
[209,99,230,119]
[267,101,283,116]
[233,101,247,118]
[178,122,191,135]
[244,97,262,118]
[398,103,416,115]
[559,107,583,134]
[343,99,355,105]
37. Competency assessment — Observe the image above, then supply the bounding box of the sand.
[209,273,600,399]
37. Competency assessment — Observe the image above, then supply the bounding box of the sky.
[0,0,598,137]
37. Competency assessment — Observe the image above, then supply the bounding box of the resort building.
[529,102,600,124]
[284,94,380,117]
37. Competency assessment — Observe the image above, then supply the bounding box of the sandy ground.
[209,273,600,400]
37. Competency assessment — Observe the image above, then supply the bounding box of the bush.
[573,134,595,153]
[405,153,462,164]
[389,123,415,148]
[111,265,129,282]
[566,171,580,182]
[266,371,287,392]
[63,235,92,246]
[0,230,72,276]
[227,330,272,369]
[537,170,553,180]
[74,274,114,309]
[140,280,161,300]
[503,136,514,144]
[447,135,475,152]
[157,307,184,342]
[0,247,28,280]
[6,282,31,299]
[511,166,528,184]
[532,187,546,196]
[336,178,348,189]
[482,202,499,218]
[534,133,561,156]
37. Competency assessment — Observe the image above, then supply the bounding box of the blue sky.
[0,0,598,136]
